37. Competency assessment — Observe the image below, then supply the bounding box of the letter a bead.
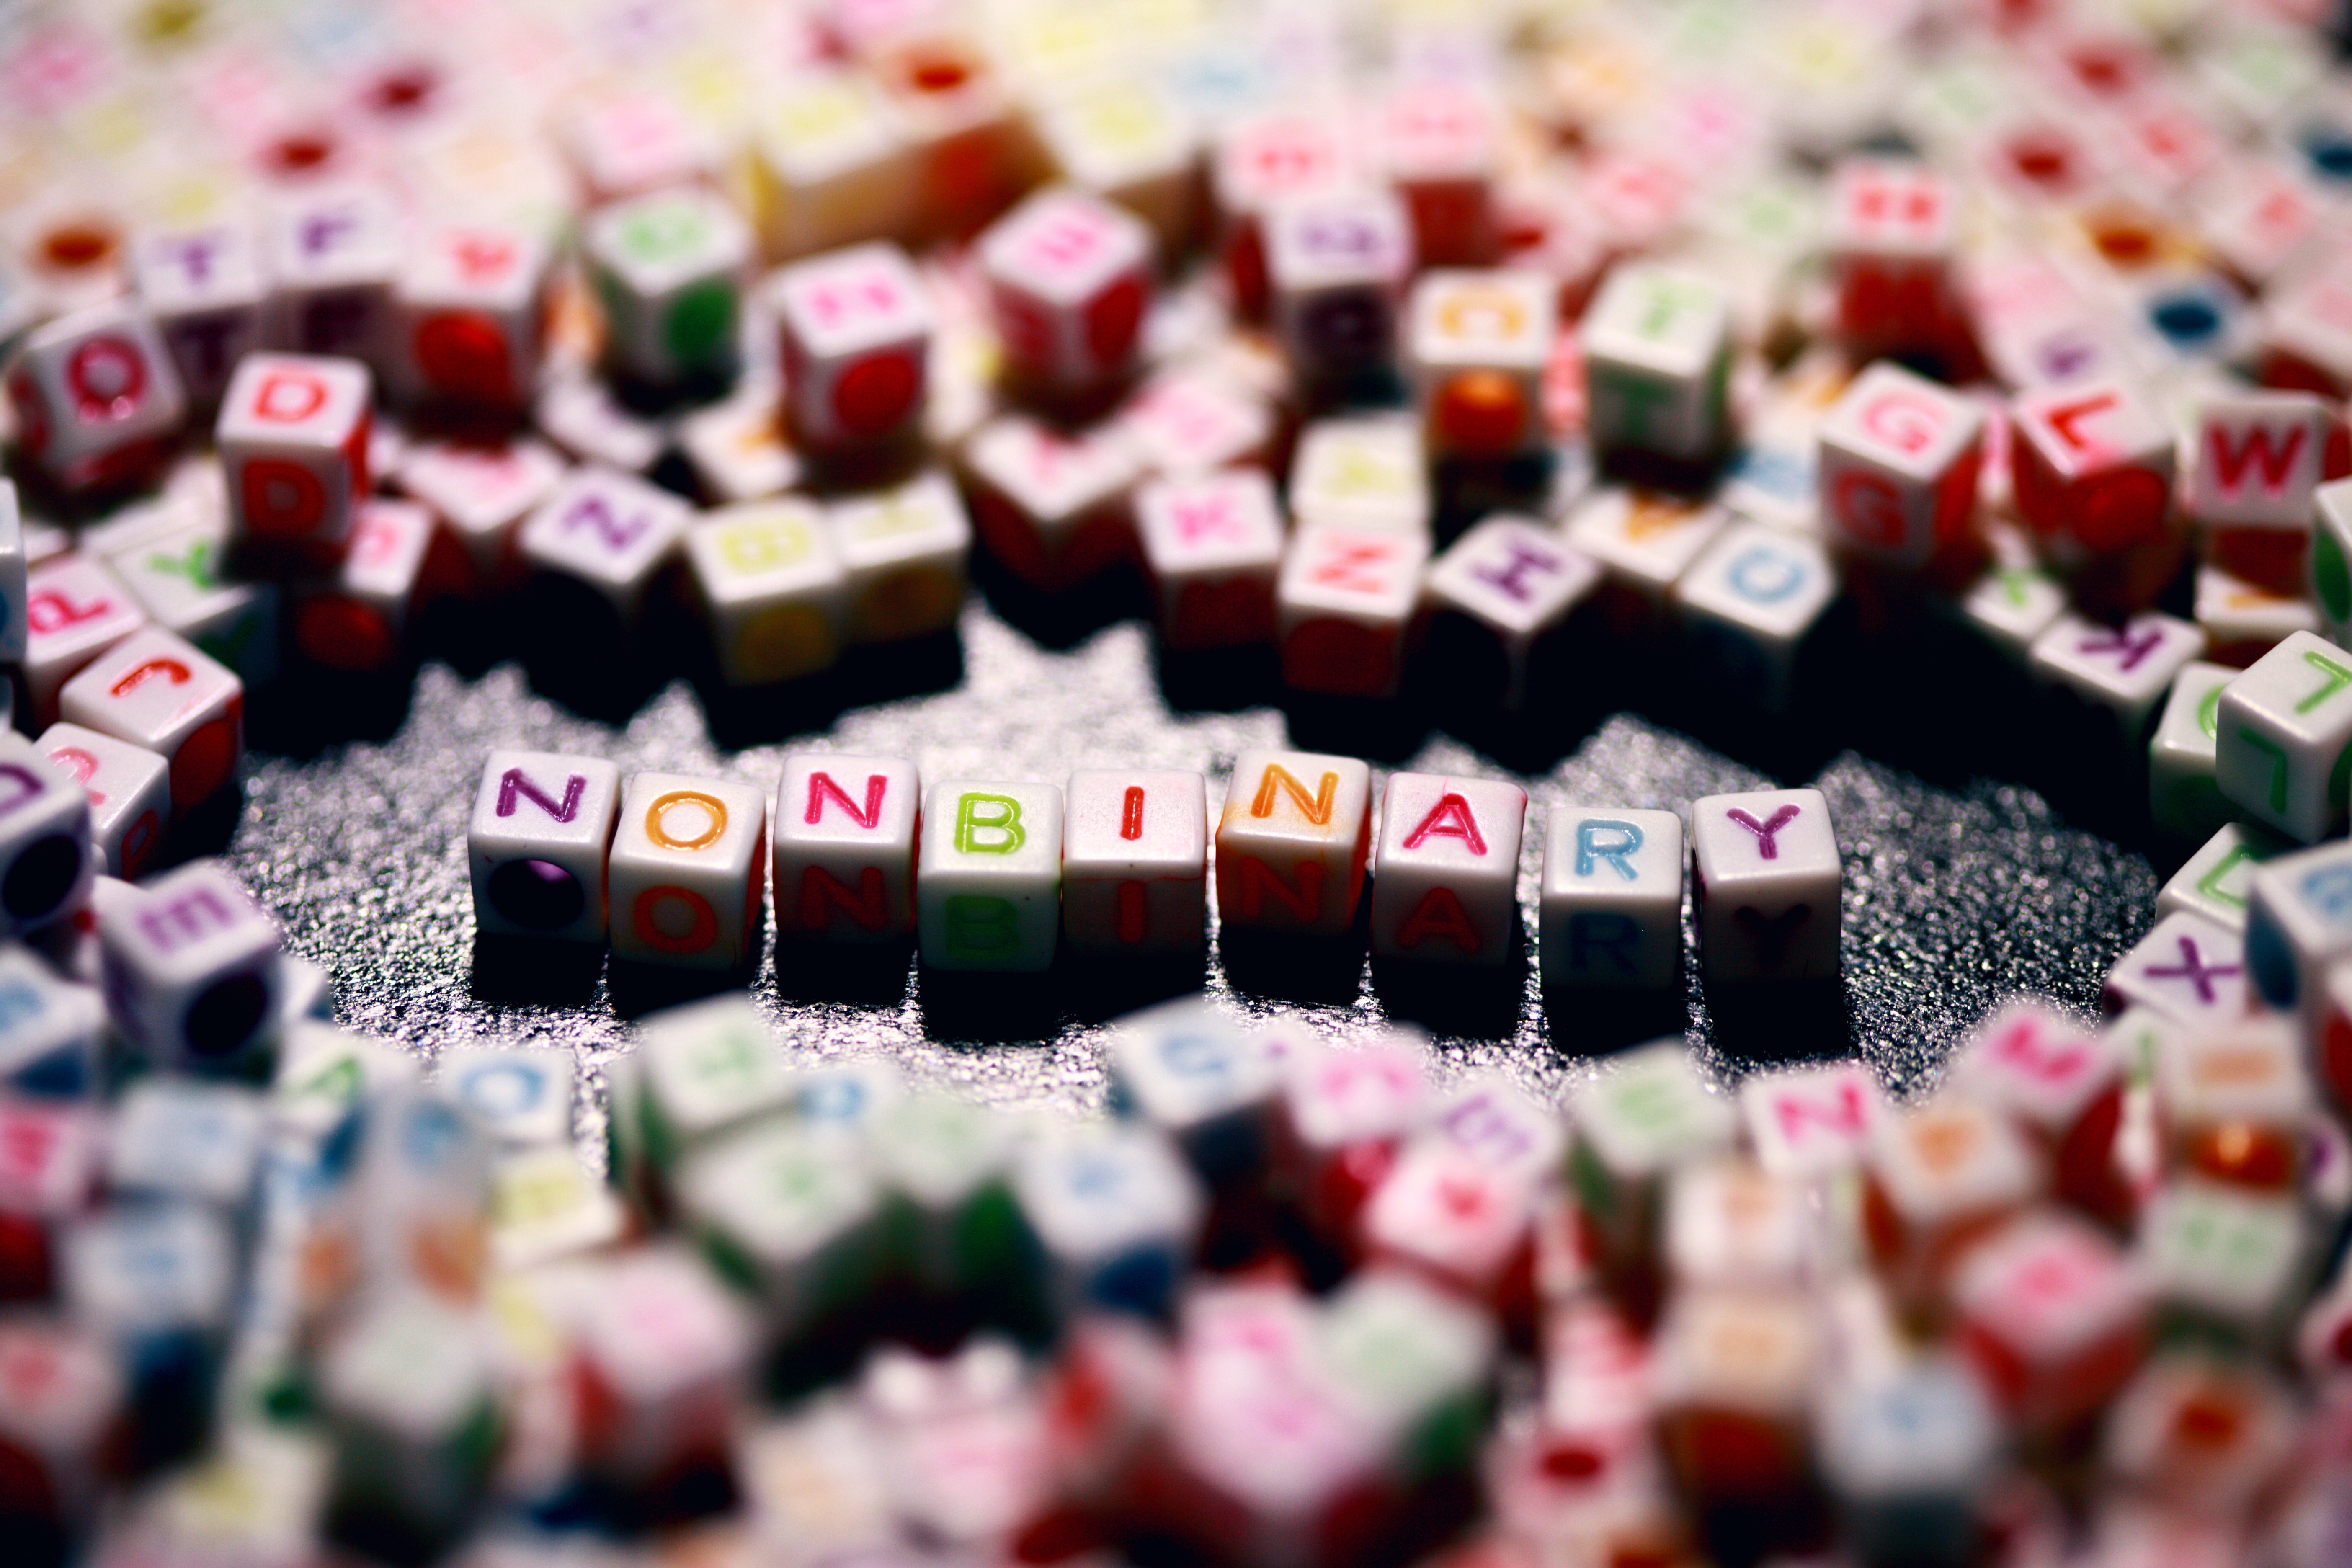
[1213,750,1372,939]
[467,750,623,943]
[1369,773,1526,967]
[916,781,1063,972]
[772,753,920,944]
[1690,789,1841,984]
[608,773,769,970]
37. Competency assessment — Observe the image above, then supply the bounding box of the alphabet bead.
[134,225,268,410]
[217,351,373,569]
[1134,469,1284,651]
[1581,264,1733,466]
[516,465,691,625]
[826,470,972,643]
[1540,805,1683,991]
[1690,787,1840,984]
[1277,526,1429,699]
[98,859,281,1075]
[1214,749,1372,939]
[977,186,1154,400]
[1818,361,1984,569]
[1369,772,1526,967]
[772,752,920,943]
[36,722,168,879]
[467,750,622,944]
[57,627,242,815]
[772,242,931,455]
[6,299,188,493]
[583,187,752,388]
[1408,268,1555,460]
[1063,769,1207,955]
[916,780,1063,972]
[686,499,848,686]
[608,772,769,970]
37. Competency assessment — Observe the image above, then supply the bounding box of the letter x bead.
[2104,910,2247,1028]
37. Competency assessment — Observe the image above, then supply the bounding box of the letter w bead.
[498,769,585,822]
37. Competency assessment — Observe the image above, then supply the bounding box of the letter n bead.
[1690,789,1840,984]
[771,753,920,943]
[1213,749,1373,939]
[916,781,1063,972]
[467,751,623,943]
[1369,773,1526,967]
[1540,806,1683,990]
[608,773,769,970]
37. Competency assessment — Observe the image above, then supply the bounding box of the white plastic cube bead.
[1277,525,1429,700]
[5,300,188,490]
[1288,416,1429,537]
[826,470,971,642]
[106,1078,266,1210]
[1369,771,1527,967]
[392,222,549,412]
[1690,787,1841,984]
[772,752,920,942]
[1264,190,1412,389]
[686,499,849,686]
[2031,611,2207,738]
[1817,362,1984,567]
[1108,999,1276,1183]
[1034,76,1197,255]
[517,466,692,623]
[57,627,242,815]
[1581,264,1733,462]
[0,946,102,1098]
[625,997,796,1175]
[1674,521,1838,712]
[2215,630,2352,842]
[583,188,752,386]
[37,723,168,879]
[1539,805,1683,990]
[2148,661,2236,841]
[98,859,280,1071]
[1563,487,1731,609]
[437,1046,574,1147]
[1406,268,1555,459]
[2106,910,2248,1028]
[1134,469,1284,652]
[916,780,1063,972]
[1013,1123,1202,1318]
[134,225,268,408]
[2187,390,2334,529]
[1420,517,1600,708]
[609,772,769,970]
[2158,821,2290,934]
[468,750,623,944]
[0,731,94,942]
[1214,750,1372,938]
[963,413,1140,592]
[1740,1063,1887,1182]
[265,183,400,368]
[978,186,1154,393]
[2246,840,2352,1018]
[749,68,918,261]
[773,242,932,451]
[109,516,278,688]
[396,437,565,583]
[1115,369,1276,478]
[2314,476,2352,645]
[291,497,433,673]
[1063,769,1207,955]
[217,352,372,560]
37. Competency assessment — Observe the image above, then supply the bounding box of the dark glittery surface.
[221,598,2164,1168]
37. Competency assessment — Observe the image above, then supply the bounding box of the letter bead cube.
[98,860,280,1073]
[1950,1003,2127,1211]
[2187,390,2335,530]
[1690,788,1841,985]
[583,188,752,389]
[1540,805,1684,990]
[134,226,268,409]
[749,67,917,261]
[609,773,769,970]
[962,414,1141,592]
[2215,630,2352,842]
[827,471,972,643]
[2156,1020,2313,1191]
[2107,910,2248,1028]
[1950,1212,2148,1433]
[1674,521,1839,712]
[438,1046,573,1148]
[773,752,920,943]
[517,466,692,626]
[2315,477,2352,645]
[0,732,94,943]
[13,553,140,726]
[1569,1042,1738,1267]
[467,750,624,943]
[1214,750,1372,939]
[2136,1179,2308,1348]
[1419,517,1600,708]
[1740,1063,1887,1183]
[217,352,372,565]
[1818,362,1985,568]
[686,500,848,686]
[1407,269,1555,460]
[2148,660,2236,842]
[979,187,1154,398]
[292,498,435,674]
[917,781,1063,972]
[6,300,188,493]
[57,627,242,815]
[1115,369,1277,478]
[2009,379,2176,555]
[1263,189,1413,395]
[392,223,549,414]
[1135,469,1284,651]
[266,184,400,369]
[0,1320,120,1534]
[1289,415,1431,537]
[1279,1034,1433,1240]
[1063,769,1208,956]
[1108,1000,1277,1186]
[1827,158,1959,359]
[1863,1097,2039,1308]
[2030,610,2207,748]
[773,242,932,454]
[1013,1123,1202,1320]
[2248,842,2352,1020]
[0,945,101,1098]
[1369,772,1527,967]
[1277,525,1430,699]
[38,723,168,879]
[2158,821,2289,934]
[395,436,565,588]
[1580,265,1733,466]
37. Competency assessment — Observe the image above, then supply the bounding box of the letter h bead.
[608,773,769,970]
[771,753,920,944]
[467,750,623,943]
[1539,805,1682,990]
[1369,772,1527,966]
[1690,788,1840,984]
[1213,749,1372,939]
[916,781,1064,972]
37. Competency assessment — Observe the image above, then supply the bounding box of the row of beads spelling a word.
[469,745,1842,984]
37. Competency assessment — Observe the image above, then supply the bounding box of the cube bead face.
[686,501,848,686]
[2246,842,2352,1015]
[774,243,933,446]
[585,188,751,385]
[37,723,168,880]
[1369,772,1527,966]
[217,353,373,551]
[2148,660,2236,841]
[2215,630,2352,842]
[2009,379,2174,552]
[438,1047,573,1148]
[608,773,769,970]
[8,301,189,486]
[1817,362,1984,565]
[2107,910,2247,1028]
[2031,611,2207,732]
[400,437,566,578]
[1214,750,1373,939]
[978,187,1154,387]
[100,861,280,1071]
[0,731,94,944]
[2187,392,2334,529]
[1277,526,1430,699]
[1063,769,1207,955]
[136,227,266,407]
[1134,470,1284,651]
[772,752,921,942]
[58,627,242,815]
[1674,521,1838,712]
[467,750,624,943]
[1581,265,1732,461]
[2159,822,2289,934]
[1564,487,1729,603]
[825,471,970,642]
[267,184,401,365]
[1265,191,1412,382]
[1408,268,1554,456]
[395,224,548,411]
[1289,416,1430,536]
[963,415,1140,591]
[1690,788,1840,984]
[1739,1063,1885,1182]
[518,467,692,619]
[917,781,1064,972]
[1117,370,1274,478]
[1540,805,1683,990]
[1425,518,1599,645]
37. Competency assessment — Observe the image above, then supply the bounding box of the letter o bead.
[608,772,769,970]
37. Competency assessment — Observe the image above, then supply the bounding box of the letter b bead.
[918,781,1063,972]
[468,751,623,943]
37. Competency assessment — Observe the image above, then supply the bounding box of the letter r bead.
[1543,806,1681,990]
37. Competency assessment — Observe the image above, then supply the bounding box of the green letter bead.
[664,279,735,366]
[2198,682,2223,739]
[2241,728,2290,813]
[954,794,1025,854]
[1594,368,1672,441]
[944,895,1019,959]
[2196,844,2255,911]
[2301,648,2352,713]
[2318,524,2352,623]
